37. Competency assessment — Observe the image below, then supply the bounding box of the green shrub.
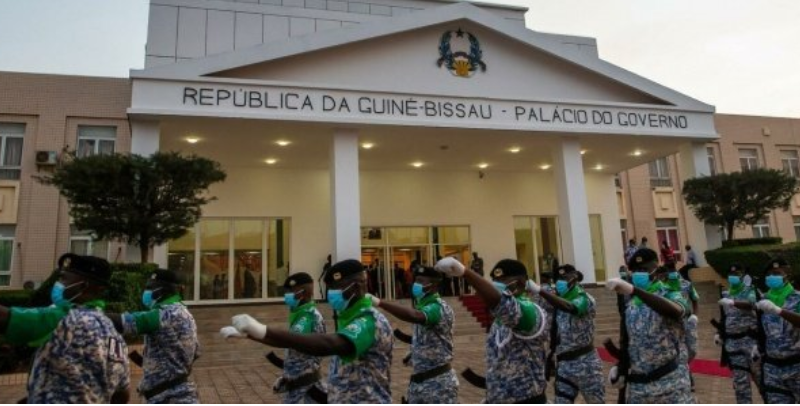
[721,237,783,248]
[105,263,158,313]
[705,242,800,289]
[0,290,33,307]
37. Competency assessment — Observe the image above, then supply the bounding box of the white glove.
[366,293,381,307]
[687,314,698,325]
[757,299,782,315]
[606,278,634,295]
[526,279,541,294]
[751,345,762,363]
[232,314,268,339]
[272,376,287,393]
[714,333,721,347]
[718,298,735,308]
[608,365,625,389]
[219,326,245,339]
[434,257,465,277]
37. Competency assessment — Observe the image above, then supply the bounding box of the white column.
[130,119,167,267]
[678,142,713,262]
[330,129,361,262]
[552,138,595,282]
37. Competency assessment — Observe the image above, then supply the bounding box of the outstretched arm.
[633,288,684,321]
[377,300,427,325]
[538,290,577,314]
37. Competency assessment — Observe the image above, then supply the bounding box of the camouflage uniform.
[282,302,326,404]
[554,286,604,404]
[721,284,760,404]
[668,277,700,362]
[407,293,458,404]
[626,281,693,404]
[121,295,199,403]
[327,297,393,403]
[760,284,800,403]
[486,291,546,403]
[10,301,130,403]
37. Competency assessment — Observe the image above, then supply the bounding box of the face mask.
[728,275,741,286]
[668,272,679,280]
[328,283,355,312]
[492,281,507,293]
[412,283,430,299]
[284,289,304,309]
[766,275,785,290]
[556,280,570,296]
[631,272,650,289]
[51,281,84,307]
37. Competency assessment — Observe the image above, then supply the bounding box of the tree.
[39,151,226,263]
[682,168,798,241]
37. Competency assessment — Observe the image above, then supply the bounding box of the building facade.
[3,0,792,305]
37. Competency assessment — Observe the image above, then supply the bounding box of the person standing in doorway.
[679,245,699,281]
[639,236,649,249]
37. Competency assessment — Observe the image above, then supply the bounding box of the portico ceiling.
[159,116,697,174]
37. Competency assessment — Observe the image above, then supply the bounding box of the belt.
[515,392,547,404]
[141,375,189,400]
[285,371,321,392]
[763,353,800,367]
[726,330,758,340]
[556,345,594,362]
[627,359,679,384]
[410,363,451,384]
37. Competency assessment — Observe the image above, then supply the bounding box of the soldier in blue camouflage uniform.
[370,266,458,403]
[276,272,326,403]
[109,269,199,403]
[716,263,760,403]
[222,259,393,403]
[436,257,547,403]
[537,265,604,403]
[754,257,800,403]
[0,254,130,403]
[606,248,693,404]
[663,263,699,391]
[534,271,556,382]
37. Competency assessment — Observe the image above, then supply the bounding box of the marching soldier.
[221,260,393,403]
[0,254,130,403]
[754,257,800,403]
[277,272,326,403]
[370,266,458,403]
[109,269,199,403]
[664,263,699,392]
[436,257,547,403]
[606,248,692,403]
[537,265,604,403]
[716,264,760,403]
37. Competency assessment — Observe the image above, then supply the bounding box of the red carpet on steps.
[596,347,732,378]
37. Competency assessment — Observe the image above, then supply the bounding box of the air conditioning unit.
[35,150,58,166]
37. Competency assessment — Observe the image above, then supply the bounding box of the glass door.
[513,216,562,282]
[361,247,389,298]
[390,246,430,299]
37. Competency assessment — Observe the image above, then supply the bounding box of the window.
[739,148,760,171]
[707,146,718,176]
[781,150,800,178]
[656,219,681,262]
[794,217,800,241]
[69,227,110,260]
[0,123,24,180]
[649,157,672,187]
[0,226,14,286]
[614,173,622,188]
[77,126,116,158]
[753,217,771,238]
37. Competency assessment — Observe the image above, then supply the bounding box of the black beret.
[284,272,314,289]
[765,257,790,272]
[729,263,747,274]
[58,253,111,285]
[324,259,364,284]
[653,265,670,274]
[414,266,443,280]
[556,264,583,282]
[150,269,180,285]
[627,248,658,269]
[490,259,527,279]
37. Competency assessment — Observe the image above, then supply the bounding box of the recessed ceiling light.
[581,149,588,155]
[186,137,200,144]
[594,164,604,171]
[276,140,291,147]
[411,162,424,168]
[539,164,551,170]
[361,142,374,150]
[509,146,521,153]
[632,150,643,157]
[478,163,489,169]
[265,158,278,165]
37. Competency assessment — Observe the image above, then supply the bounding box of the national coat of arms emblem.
[437,28,487,78]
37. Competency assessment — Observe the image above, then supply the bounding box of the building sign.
[130,80,716,138]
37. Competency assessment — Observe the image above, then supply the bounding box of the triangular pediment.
[133,2,713,112]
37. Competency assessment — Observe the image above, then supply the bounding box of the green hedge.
[105,263,157,313]
[721,237,783,248]
[705,242,800,289]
